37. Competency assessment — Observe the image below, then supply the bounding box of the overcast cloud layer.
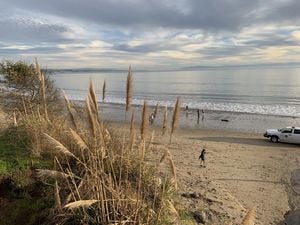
[0,0,300,69]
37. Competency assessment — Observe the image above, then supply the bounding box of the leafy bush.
[0,60,62,113]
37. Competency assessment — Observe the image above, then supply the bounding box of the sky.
[0,0,300,70]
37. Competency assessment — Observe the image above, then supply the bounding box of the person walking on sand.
[197,109,200,124]
[199,148,206,167]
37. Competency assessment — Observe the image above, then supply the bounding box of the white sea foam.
[65,93,300,117]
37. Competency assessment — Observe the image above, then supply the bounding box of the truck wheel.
[271,136,278,143]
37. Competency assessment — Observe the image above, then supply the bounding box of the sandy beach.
[108,120,300,225]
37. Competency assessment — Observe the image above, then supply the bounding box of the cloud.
[3,0,262,31]
[0,45,63,55]
[0,0,300,69]
[262,0,300,23]
[0,16,72,44]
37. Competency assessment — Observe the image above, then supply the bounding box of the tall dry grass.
[140,100,148,140]
[162,105,168,136]
[159,149,177,188]
[26,81,179,225]
[102,79,106,102]
[126,65,133,113]
[170,97,180,143]
[16,106,66,156]
[154,102,159,118]
[128,110,135,152]
[35,58,48,120]
[242,208,256,225]
[63,91,77,129]
[130,109,135,136]
[12,64,182,224]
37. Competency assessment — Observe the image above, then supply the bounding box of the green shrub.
[0,60,62,113]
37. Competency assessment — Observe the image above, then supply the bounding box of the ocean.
[51,67,300,118]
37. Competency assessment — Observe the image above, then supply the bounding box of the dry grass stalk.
[158,149,177,188]
[89,81,99,116]
[21,97,28,119]
[141,139,146,160]
[40,72,48,119]
[64,200,99,209]
[130,110,135,136]
[154,102,159,118]
[140,100,148,140]
[35,59,48,119]
[165,200,179,218]
[88,83,103,136]
[69,128,89,150]
[128,131,135,152]
[126,65,133,112]
[168,154,177,186]
[102,79,106,102]
[87,93,97,113]
[170,97,180,143]
[43,133,76,158]
[13,111,17,127]
[242,208,255,225]
[86,97,97,137]
[54,180,62,211]
[63,91,77,129]
[104,129,111,142]
[159,149,170,164]
[128,110,136,151]
[147,131,154,151]
[37,106,41,121]
[36,169,69,180]
[162,105,168,135]
[35,57,42,81]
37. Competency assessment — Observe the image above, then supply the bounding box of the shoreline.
[94,102,300,134]
[72,99,300,118]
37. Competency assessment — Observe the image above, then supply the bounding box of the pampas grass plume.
[170,97,180,143]
[140,100,147,140]
[154,102,159,118]
[69,128,89,150]
[126,65,133,112]
[36,169,69,180]
[130,109,135,135]
[64,200,99,209]
[63,91,77,129]
[102,79,106,102]
[54,181,62,211]
[89,81,99,115]
[44,133,75,158]
[162,105,168,135]
[242,208,255,225]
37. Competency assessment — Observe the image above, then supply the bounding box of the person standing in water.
[185,105,189,117]
[201,109,205,122]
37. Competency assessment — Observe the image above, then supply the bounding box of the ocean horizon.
[52,67,300,118]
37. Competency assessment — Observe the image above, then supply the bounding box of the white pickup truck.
[264,127,300,144]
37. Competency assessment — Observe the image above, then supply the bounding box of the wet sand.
[97,102,300,133]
